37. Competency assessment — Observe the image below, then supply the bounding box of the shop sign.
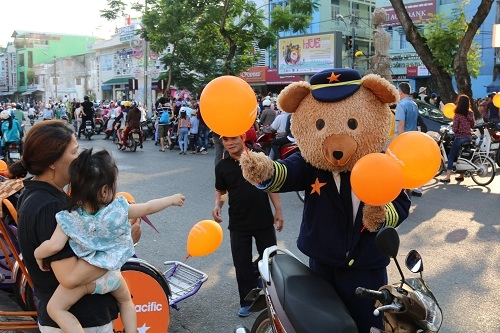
[265,68,302,85]
[407,65,429,77]
[239,66,267,83]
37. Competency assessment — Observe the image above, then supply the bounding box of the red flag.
[126,15,131,26]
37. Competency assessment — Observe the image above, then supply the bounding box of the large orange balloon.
[386,131,441,189]
[351,153,404,206]
[200,76,257,137]
[187,220,223,257]
[493,93,500,108]
[442,103,455,119]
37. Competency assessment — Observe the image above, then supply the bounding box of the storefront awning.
[102,77,133,85]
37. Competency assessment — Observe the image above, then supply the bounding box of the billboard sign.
[382,0,436,27]
[277,32,342,75]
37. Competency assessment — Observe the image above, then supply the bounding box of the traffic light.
[346,36,353,50]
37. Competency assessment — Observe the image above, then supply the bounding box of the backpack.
[159,111,170,124]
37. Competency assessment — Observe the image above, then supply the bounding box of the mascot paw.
[362,205,386,232]
[239,151,275,185]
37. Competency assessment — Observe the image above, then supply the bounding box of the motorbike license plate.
[10,152,20,159]
[132,133,140,139]
[86,126,92,130]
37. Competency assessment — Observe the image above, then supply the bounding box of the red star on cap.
[327,72,341,83]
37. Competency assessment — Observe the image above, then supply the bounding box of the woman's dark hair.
[9,120,74,178]
[5,117,13,131]
[66,148,118,214]
[455,94,471,116]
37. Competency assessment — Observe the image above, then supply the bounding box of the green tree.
[389,0,494,115]
[101,0,318,92]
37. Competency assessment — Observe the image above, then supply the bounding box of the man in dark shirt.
[79,95,95,139]
[212,134,283,317]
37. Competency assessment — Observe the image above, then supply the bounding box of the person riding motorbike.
[78,95,95,139]
[119,104,142,150]
[0,110,23,156]
[269,112,295,160]
[114,101,130,145]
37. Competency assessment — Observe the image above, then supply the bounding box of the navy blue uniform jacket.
[259,152,411,269]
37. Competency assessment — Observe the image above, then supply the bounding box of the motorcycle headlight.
[415,290,443,332]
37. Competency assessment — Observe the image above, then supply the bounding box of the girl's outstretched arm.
[128,193,185,219]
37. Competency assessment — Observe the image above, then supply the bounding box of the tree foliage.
[389,0,494,114]
[101,0,318,92]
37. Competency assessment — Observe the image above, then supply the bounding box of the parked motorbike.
[141,118,155,141]
[429,123,496,186]
[485,121,500,167]
[84,120,94,140]
[3,142,21,165]
[27,114,34,126]
[236,227,442,333]
[94,117,104,134]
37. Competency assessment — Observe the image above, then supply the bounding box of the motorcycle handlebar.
[355,287,393,305]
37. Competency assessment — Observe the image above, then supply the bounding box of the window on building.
[28,51,33,68]
[399,30,407,49]
[19,53,25,67]
[76,77,82,85]
[19,71,25,86]
[388,29,393,50]
[331,0,340,20]
[440,0,454,4]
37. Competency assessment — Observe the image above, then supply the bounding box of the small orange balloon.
[187,220,223,257]
[386,131,441,189]
[200,76,257,137]
[351,153,404,206]
[116,191,136,203]
[493,94,500,108]
[442,103,455,119]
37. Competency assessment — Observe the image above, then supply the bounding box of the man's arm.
[212,189,226,223]
[269,193,284,232]
[397,120,404,136]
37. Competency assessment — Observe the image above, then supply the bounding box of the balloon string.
[183,254,191,263]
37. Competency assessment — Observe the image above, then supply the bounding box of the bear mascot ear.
[277,81,311,114]
[361,74,399,104]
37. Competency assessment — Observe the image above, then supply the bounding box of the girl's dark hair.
[6,117,13,131]
[66,148,118,214]
[455,94,471,116]
[9,120,74,179]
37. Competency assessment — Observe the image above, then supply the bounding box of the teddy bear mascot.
[239,68,411,332]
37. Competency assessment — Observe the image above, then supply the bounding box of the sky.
[0,0,130,46]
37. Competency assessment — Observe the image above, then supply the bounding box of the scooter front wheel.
[251,310,272,333]
[471,155,496,186]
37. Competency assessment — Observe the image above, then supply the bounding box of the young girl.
[34,148,186,333]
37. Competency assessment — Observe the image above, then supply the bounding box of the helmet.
[16,103,22,109]
[124,101,131,107]
[0,110,11,120]
[11,102,16,107]
[84,95,89,101]
[131,101,137,107]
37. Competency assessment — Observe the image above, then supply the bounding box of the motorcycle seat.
[270,254,357,333]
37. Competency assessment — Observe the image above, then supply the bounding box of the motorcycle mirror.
[375,227,400,258]
[405,250,423,273]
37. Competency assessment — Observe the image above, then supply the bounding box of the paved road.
[1,125,499,332]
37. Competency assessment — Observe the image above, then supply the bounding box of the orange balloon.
[200,76,257,137]
[386,131,441,189]
[493,94,500,108]
[442,103,455,119]
[0,160,7,172]
[187,220,223,257]
[351,153,404,206]
[116,191,136,203]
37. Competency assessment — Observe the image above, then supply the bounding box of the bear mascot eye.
[316,119,325,130]
[348,118,358,130]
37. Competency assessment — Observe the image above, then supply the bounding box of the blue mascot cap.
[310,68,362,102]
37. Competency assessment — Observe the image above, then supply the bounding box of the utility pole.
[143,0,148,112]
[54,56,58,101]
[350,15,357,70]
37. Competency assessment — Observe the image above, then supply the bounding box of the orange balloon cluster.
[351,131,441,206]
[116,191,136,203]
[442,103,455,119]
[187,220,223,257]
[200,76,257,137]
[351,153,404,206]
[386,131,441,189]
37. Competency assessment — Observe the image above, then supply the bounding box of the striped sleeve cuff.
[383,203,398,228]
